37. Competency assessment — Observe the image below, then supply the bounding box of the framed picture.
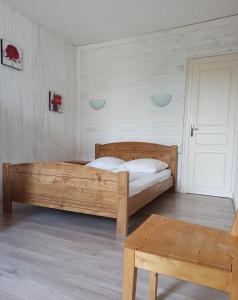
[1,39,23,70]
[49,91,63,113]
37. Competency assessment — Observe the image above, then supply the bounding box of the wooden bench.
[123,213,238,300]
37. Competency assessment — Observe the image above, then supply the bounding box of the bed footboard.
[2,162,130,236]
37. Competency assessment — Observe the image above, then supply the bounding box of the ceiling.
[3,0,238,46]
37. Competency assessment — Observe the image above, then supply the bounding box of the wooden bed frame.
[3,142,178,236]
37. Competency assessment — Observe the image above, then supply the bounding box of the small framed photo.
[1,39,23,70]
[49,91,63,113]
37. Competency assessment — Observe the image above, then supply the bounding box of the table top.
[125,214,238,272]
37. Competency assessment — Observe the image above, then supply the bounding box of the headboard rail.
[95,142,178,188]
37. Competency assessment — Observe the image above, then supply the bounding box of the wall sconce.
[151,94,172,107]
[89,99,106,110]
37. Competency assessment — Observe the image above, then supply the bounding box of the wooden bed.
[3,142,178,236]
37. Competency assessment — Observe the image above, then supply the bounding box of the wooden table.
[122,214,238,300]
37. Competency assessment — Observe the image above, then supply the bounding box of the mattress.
[129,169,171,197]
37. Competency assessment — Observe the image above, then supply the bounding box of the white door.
[184,54,238,197]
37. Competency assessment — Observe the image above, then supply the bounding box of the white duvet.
[129,169,171,197]
[87,162,171,197]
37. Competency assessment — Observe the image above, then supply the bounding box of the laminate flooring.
[0,193,235,300]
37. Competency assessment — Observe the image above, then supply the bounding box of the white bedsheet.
[129,169,171,197]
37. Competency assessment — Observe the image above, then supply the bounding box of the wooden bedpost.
[2,163,12,217]
[170,145,178,192]
[116,171,129,237]
[231,212,238,237]
[95,144,101,159]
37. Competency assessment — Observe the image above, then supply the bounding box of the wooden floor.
[0,193,235,300]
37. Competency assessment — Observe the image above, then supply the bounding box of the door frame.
[181,53,238,196]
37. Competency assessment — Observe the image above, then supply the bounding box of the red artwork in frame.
[49,91,63,113]
[1,39,23,70]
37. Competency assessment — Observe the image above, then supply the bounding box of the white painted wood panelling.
[234,122,238,210]
[234,166,238,210]
[0,1,77,194]
[77,15,238,191]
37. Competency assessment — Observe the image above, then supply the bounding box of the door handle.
[190,125,199,137]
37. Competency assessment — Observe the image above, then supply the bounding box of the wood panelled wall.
[234,131,238,210]
[1,2,238,198]
[77,15,238,191]
[0,1,77,195]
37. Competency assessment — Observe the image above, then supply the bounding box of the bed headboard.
[95,142,178,187]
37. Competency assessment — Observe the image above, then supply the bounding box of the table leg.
[122,247,137,300]
[149,272,158,300]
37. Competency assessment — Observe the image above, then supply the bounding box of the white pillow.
[87,157,125,171]
[118,158,168,173]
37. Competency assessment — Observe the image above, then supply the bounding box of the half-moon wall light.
[89,99,106,110]
[151,94,172,107]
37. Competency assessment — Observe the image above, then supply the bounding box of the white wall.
[234,123,238,210]
[234,165,238,210]
[0,2,77,194]
[1,2,238,198]
[77,15,238,191]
